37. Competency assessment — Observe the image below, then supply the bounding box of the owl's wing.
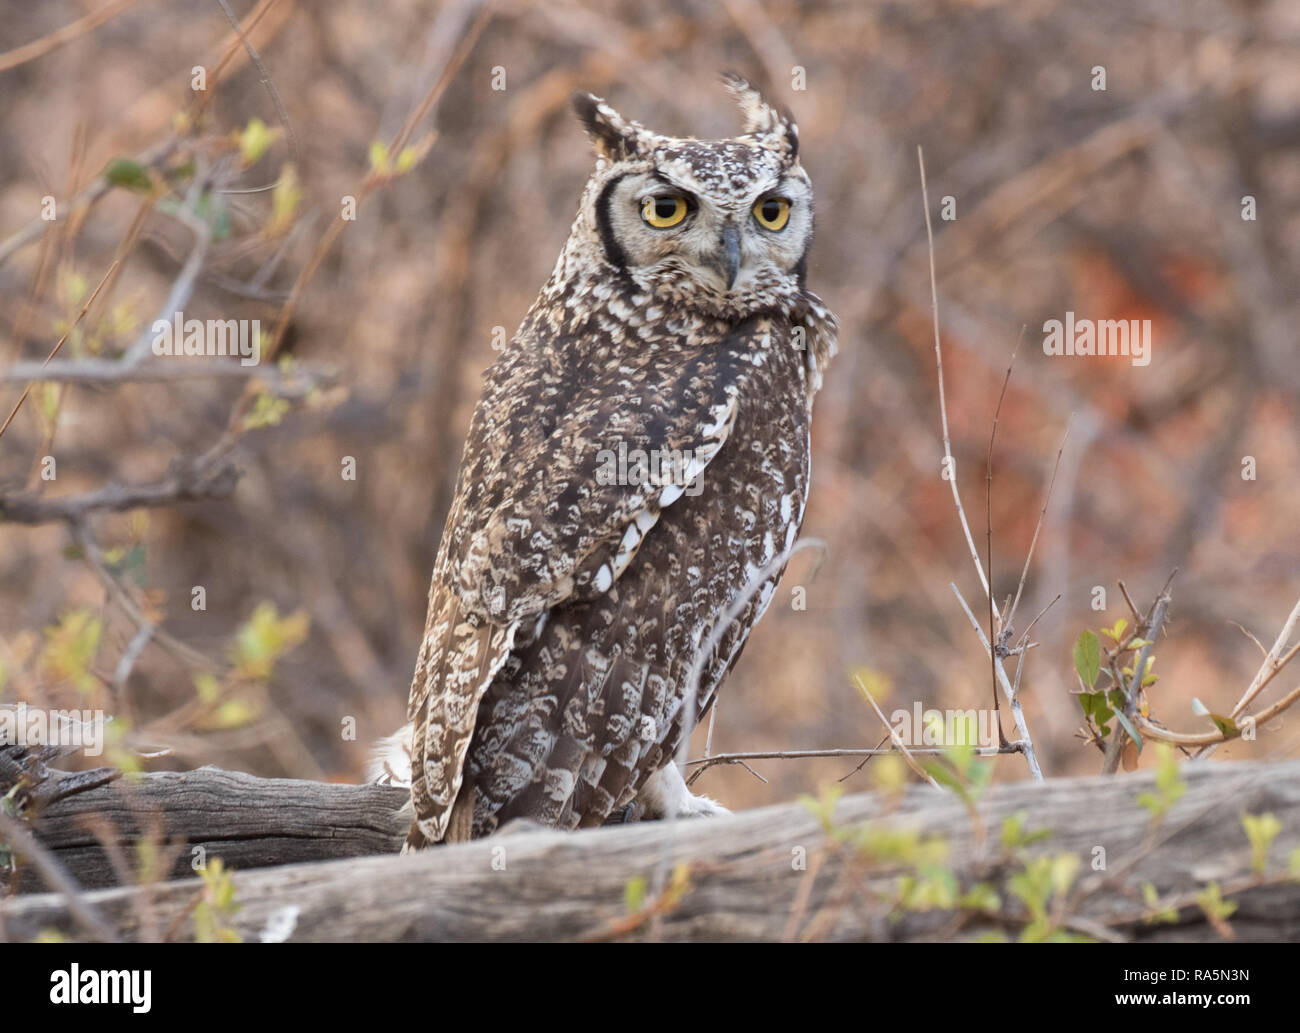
[407,330,756,845]
[451,341,748,623]
[405,591,520,847]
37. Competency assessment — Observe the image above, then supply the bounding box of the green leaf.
[1073,630,1101,688]
[870,753,908,795]
[60,269,89,309]
[1153,744,1185,800]
[39,383,61,426]
[1102,618,1128,642]
[1048,853,1080,896]
[206,698,259,730]
[1000,811,1052,850]
[623,875,647,913]
[38,610,103,694]
[1138,655,1157,687]
[1191,698,1239,739]
[1139,744,1186,819]
[1141,882,1179,924]
[193,671,222,704]
[798,785,844,834]
[1242,813,1281,874]
[267,164,302,236]
[944,737,975,777]
[1195,882,1237,922]
[231,602,309,680]
[856,826,948,867]
[1008,860,1049,919]
[104,158,153,193]
[959,883,1001,911]
[193,192,232,241]
[1113,710,1142,753]
[242,392,290,431]
[899,865,958,910]
[105,542,147,587]
[966,758,995,798]
[923,759,970,804]
[395,147,419,174]
[1078,690,1113,727]
[239,117,275,165]
[195,858,242,943]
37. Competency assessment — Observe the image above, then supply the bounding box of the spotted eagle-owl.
[373,75,836,849]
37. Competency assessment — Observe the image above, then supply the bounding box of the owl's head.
[568,75,814,320]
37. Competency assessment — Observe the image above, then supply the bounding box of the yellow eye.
[753,197,791,231]
[642,195,688,228]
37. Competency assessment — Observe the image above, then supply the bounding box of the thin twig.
[122,204,213,364]
[918,145,990,602]
[853,674,942,789]
[1013,593,1060,653]
[1228,597,1300,719]
[263,0,490,363]
[1117,580,1143,626]
[70,520,218,675]
[0,460,239,524]
[983,330,1023,745]
[214,0,299,166]
[1004,420,1072,633]
[837,731,891,782]
[0,0,137,74]
[0,136,181,270]
[0,261,118,443]
[919,147,1048,781]
[0,355,335,393]
[950,582,1044,781]
[1228,620,1269,660]
[687,744,1021,781]
[1137,679,1300,747]
[3,191,220,406]
[1102,572,1176,773]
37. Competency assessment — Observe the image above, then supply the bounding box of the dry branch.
[0,458,240,525]
[4,759,1299,942]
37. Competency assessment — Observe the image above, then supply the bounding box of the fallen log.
[3,758,1299,941]
[11,767,409,891]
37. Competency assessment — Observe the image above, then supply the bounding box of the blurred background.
[1,0,1298,808]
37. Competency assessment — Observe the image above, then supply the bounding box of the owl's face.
[571,78,814,320]
[598,142,813,311]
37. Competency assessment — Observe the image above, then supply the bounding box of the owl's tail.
[369,723,477,851]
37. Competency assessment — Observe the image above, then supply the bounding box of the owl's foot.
[634,761,730,821]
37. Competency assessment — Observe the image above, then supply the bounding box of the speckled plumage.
[394,76,837,847]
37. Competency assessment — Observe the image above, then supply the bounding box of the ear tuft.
[720,72,799,160]
[571,92,644,161]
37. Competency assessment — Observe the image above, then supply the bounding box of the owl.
[375,75,837,849]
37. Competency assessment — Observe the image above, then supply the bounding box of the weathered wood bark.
[3,759,1299,941]
[12,767,409,892]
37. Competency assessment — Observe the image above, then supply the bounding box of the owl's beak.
[708,226,742,290]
